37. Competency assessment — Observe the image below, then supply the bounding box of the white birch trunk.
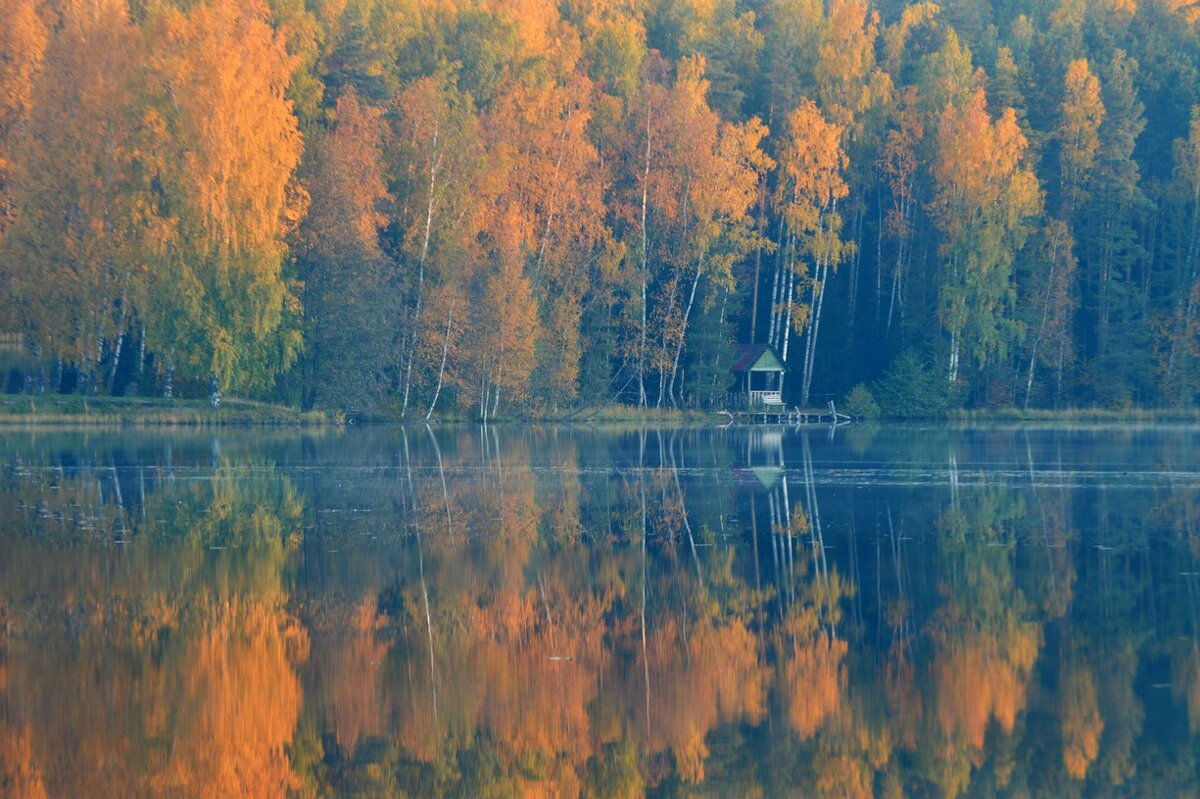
[402,120,441,418]
[426,306,453,420]
[801,257,828,406]
[666,258,702,405]
[781,266,796,363]
[638,109,652,408]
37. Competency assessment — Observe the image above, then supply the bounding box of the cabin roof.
[731,344,785,373]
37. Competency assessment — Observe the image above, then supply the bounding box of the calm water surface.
[1,424,1199,797]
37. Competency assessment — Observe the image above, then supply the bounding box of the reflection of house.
[732,464,782,491]
[0,332,26,355]
[731,429,784,491]
[731,344,785,406]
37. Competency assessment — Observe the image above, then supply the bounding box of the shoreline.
[1,395,1198,428]
[0,396,329,427]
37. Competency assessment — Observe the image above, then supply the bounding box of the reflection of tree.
[1060,658,1103,779]
[1094,639,1144,786]
[779,571,851,740]
[924,483,1043,796]
[0,721,47,799]
[645,614,767,783]
[8,427,1200,795]
[0,454,306,798]
[153,597,308,797]
[1174,642,1200,735]
[307,599,388,750]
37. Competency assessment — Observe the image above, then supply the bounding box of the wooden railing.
[749,390,783,406]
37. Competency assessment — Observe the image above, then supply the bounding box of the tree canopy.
[5,0,1200,413]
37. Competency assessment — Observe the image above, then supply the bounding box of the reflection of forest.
[0,427,1199,797]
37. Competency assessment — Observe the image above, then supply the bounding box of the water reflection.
[0,426,1199,796]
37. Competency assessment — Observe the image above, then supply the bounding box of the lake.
[0,424,1198,797]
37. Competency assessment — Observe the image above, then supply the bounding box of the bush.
[872,350,949,418]
[842,383,880,419]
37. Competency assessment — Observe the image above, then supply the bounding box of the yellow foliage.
[0,721,47,799]
[783,630,848,739]
[1060,662,1103,779]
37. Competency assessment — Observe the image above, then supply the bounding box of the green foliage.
[872,349,949,418]
[842,382,880,418]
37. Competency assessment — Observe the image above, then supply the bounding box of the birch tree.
[0,0,46,241]
[775,99,852,405]
[143,0,306,394]
[931,88,1041,388]
[1,0,142,391]
[391,75,480,415]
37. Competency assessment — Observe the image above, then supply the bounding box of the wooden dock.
[719,401,851,426]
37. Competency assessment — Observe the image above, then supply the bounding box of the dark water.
[0,424,1199,798]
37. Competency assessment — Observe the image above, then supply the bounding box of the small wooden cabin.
[730,344,785,406]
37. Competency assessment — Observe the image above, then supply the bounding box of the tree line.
[3,0,1200,415]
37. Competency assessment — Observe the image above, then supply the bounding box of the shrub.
[842,383,880,419]
[872,350,948,418]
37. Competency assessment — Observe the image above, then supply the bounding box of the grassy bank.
[945,406,1200,423]
[0,395,328,427]
[0,396,718,428]
[541,405,715,424]
[9,394,1194,429]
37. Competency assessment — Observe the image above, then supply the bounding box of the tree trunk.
[138,321,146,380]
[109,330,124,394]
[749,189,767,343]
[948,329,960,386]
[781,265,796,363]
[426,306,453,420]
[1025,236,1060,409]
[847,202,864,334]
[533,110,572,283]
[402,120,442,418]
[768,258,781,348]
[801,257,829,406]
[667,259,702,404]
[638,107,652,408]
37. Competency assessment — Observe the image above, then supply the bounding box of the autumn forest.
[3,0,1200,415]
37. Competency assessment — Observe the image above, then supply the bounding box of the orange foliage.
[148,0,304,256]
[1058,59,1105,214]
[154,599,308,798]
[142,0,306,389]
[1060,661,1103,779]
[645,616,768,783]
[312,600,389,750]
[777,99,849,234]
[0,0,46,234]
[816,0,889,130]
[934,624,1039,749]
[2,0,142,366]
[932,89,1038,238]
[782,630,848,739]
[0,721,47,799]
[303,89,390,255]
